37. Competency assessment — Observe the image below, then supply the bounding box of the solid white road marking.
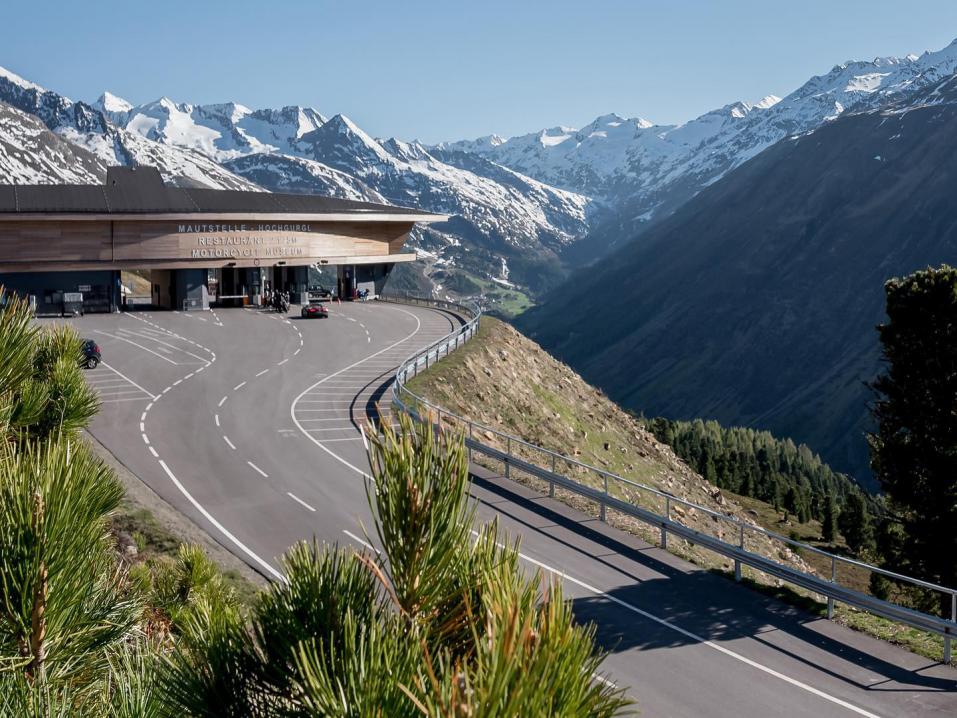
[99,361,157,400]
[93,330,179,365]
[287,492,316,512]
[158,459,284,582]
[467,530,882,718]
[223,435,236,450]
[247,461,268,478]
[291,305,422,476]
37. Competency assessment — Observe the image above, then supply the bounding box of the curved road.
[56,303,957,717]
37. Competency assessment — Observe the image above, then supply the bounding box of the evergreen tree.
[870,265,957,599]
[822,494,837,544]
[837,491,874,555]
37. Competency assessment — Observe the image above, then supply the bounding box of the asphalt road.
[50,302,957,717]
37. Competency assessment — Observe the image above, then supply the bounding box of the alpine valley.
[3,39,957,481]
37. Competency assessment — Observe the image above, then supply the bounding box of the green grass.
[448,270,535,318]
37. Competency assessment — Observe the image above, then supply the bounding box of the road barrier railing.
[382,293,957,661]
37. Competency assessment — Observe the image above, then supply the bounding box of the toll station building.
[0,166,443,314]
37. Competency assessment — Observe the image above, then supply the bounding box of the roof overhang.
[0,212,449,224]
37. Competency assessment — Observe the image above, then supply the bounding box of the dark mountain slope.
[517,85,957,484]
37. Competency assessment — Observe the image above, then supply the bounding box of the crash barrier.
[382,293,957,662]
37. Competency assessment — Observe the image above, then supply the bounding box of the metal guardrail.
[383,293,957,661]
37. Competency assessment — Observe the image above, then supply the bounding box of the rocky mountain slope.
[445,40,957,262]
[0,100,106,183]
[517,70,957,485]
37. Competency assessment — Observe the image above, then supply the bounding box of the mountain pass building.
[0,166,443,314]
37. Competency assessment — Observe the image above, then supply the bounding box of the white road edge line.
[468,530,881,718]
[287,492,316,512]
[158,459,284,582]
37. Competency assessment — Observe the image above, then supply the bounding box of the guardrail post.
[662,497,670,550]
[505,437,511,479]
[600,474,608,522]
[468,422,473,462]
[946,593,956,664]
[827,556,836,620]
[549,454,556,497]
[735,523,744,582]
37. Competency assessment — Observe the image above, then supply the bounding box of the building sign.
[178,223,308,259]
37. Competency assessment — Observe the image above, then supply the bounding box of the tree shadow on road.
[468,471,957,696]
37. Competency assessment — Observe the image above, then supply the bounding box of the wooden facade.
[0,214,426,273]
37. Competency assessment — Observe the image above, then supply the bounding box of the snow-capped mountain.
[0,64,595,302]
[96,93,327,161]
[0,69,258,190]
[98,94,596,295]
[445,38,957,258]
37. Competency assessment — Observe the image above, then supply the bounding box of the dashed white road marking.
[148,446,158,458]
[233,381,247,391]
[214,414,220,427]
[277,358,289,366]
[343,529,375,551]
[287,492,316,512]
[247,461,268,478]
[218,396,228,407]
[223,435,237,450]
[255,369,269,377]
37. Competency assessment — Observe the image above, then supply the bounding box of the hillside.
[517,74,957,485]
[406,317,818,582]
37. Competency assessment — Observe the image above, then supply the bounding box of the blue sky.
[6,1,957,143]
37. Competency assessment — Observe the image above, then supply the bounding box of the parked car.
[81,339,101,369]
[300,301,329,319]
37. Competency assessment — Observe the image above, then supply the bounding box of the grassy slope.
[407,317,814,576]
[407,316,952,663]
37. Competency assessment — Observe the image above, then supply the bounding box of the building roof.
[0,166,437,219]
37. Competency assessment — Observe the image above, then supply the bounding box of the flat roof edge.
[0,212,448,223]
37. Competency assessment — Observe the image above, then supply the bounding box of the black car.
[300,301,329,319]
[81,339,101,369]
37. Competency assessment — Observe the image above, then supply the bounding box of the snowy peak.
[297,113,393,168]
[96,91,132,114]
[0,65,43,92]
